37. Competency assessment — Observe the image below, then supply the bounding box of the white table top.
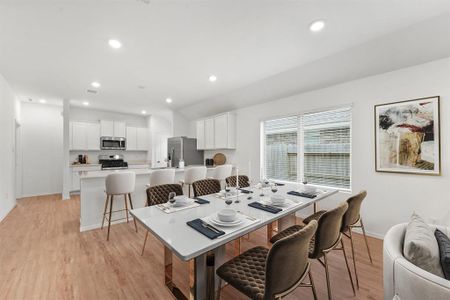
[130,183,338,261]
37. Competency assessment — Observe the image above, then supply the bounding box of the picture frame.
[374,96,441,175]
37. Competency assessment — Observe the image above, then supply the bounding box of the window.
[262,106,351,190]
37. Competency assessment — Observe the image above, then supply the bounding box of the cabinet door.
[86,123,100,150]
[214,114,228,149]
[114,121,126,138]
[72,171,80,191]
[152,133,168,168]
[137,128,148,151]
[196,120,205,149]
[204,118,215,149]
[72,122,87,150]
[100,120,114,137]
[126,127,137,150]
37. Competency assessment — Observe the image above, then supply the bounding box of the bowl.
[174,195,189,205]
[270,194,286,205]
[217,209,237,222]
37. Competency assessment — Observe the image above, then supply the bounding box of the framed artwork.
[374,96,441,175]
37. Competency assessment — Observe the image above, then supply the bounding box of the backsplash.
[70,150,148,164]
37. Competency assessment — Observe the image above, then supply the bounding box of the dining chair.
[211,164,233,187]
[181,166,207,197]
[225,175,250,188]
[148,168,175,188]
[270,202,355,300]
[192,178,221,197]
[141,184,183,255]
[102,172,138,241]
[216,220,318,300]
[303,191,371,289]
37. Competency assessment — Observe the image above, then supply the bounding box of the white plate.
[172,199,195,207]
[262,200,291,207]
[209,215,244,227]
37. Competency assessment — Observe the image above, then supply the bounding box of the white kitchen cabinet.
[86,123,100,150]
[126,127,137,150]
[214,113,228,149]
[70,165,102,192]
[100,120,114,137]
[114,121,126,138]
[196,120,205,150]
[204,118,215,149]
[70,122,100,150]
[72,122,87,150]
[136,128,148,151]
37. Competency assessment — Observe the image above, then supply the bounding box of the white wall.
[0,73,17,221]
[21,102,63,197]
[189,57,450,238]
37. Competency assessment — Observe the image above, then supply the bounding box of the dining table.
[130,182,338,300]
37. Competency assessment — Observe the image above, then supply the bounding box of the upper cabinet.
[100,120,126,138]
[70,122,100,150]
[196,112,236,150]
[126,126,148,151]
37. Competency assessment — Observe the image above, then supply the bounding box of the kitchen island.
[78,167,224,232]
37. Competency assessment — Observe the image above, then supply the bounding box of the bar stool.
[101,172,138,241]
[180,166,207,197]
[148,168,175,188]
[211,164,232,188]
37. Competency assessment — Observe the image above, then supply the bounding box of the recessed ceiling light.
[82,101,89,106]
[166,98,172,103]
[39,99,47,104]
[108,39,122,49]
[141,110,147,114]
[310,20,325,32]
[91,81,101,88]
[209,75,217,82]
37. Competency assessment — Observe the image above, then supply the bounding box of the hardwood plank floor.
[0,195,383,299]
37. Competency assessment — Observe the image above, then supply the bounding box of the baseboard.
[351,227,385,240]
[0,202,17,223]
[18,192,63,199]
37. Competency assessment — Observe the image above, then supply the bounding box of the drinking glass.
[168,192,176,207]
[271,183,278,194]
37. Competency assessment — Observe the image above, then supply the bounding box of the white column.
[62,99,71,200]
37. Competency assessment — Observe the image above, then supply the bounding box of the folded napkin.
[238,188,253,194]
[187,219,225,239]
[287,191,317,199]
[248,202,282,214]
[274,182,285,186]
[194,197,210,204]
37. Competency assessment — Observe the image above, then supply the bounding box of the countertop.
[70,164,102,168]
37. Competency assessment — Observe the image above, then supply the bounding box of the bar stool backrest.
[149,168,176,187]
[105,172,136,195]
[212,164,233,181]
[184,166,207,184]
[342,190,367,230]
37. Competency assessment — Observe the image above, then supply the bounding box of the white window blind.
[262,106,352,190]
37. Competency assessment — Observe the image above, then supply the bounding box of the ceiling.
[0,0,449,116]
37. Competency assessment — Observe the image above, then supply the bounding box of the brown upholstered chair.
[141,184,183,256]
[271,202,354,300]
[216,220,318,300]
[192,179,221,197]
[303,191,371,289]
[225,175,250,188]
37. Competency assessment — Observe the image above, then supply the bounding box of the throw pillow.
[434,229,450,279]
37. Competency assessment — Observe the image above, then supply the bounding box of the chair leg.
[309,270,318,300]
[348,228,360,289]
[216,278,222,300]
[124,194,129,223]
[188,184,191,198]
[101,195,109,229]
[341,239,356,296]
[360,218,373,264]
[323,253,332,300]
[128,193,138,233]
[107,195,114,241]
[141,231,149,256]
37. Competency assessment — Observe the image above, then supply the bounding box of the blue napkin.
[187,219,225,239]
[248,202,282,214]
[274,182,285,186]
[287,191,317,199]
[195,197,210,204]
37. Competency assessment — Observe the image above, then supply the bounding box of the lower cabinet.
[70,165,102,192]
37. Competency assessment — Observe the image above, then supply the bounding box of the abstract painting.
[374,96,440,175]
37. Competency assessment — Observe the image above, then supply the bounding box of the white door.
[114,121,126,138]
[214,114,228,149]
[72,122,87,150]
[196,120,205,149]
[100,120,114,137]
[204,118,215,149]
[137,128,148,151]
[86,123,100,150]
[152,133,168,168]
[126,127,137,150]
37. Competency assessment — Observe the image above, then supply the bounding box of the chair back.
[311,202,348,258]
[146,184,183,206]
[149,168,175,187]
[184,166,207,184]
[265,220,318,299]
[342,190,367,230]
[212,164,233,181]
[192,179,221,197]
[225,175,250,188]
[105,172,136,195]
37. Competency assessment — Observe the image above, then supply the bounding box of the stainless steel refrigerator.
[167,137,204,168]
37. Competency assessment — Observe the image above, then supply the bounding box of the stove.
[99,154,128,170]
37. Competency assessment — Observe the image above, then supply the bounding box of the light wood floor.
[0,194,383,299]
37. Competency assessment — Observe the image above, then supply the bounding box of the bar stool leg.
[124,194,129,223]
[101,195,109,229]
[128,193,138,233]
[107,195,114,241]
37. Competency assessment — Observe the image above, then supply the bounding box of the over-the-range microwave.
[100,137,126,150]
